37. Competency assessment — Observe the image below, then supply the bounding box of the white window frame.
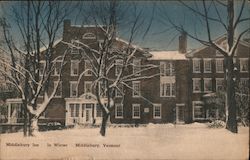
[54,81,62,98]
[84,81,92,94]
[70,81,78,97]
[70,60,79,76]
[160,61,175,76]
[115,103,123,119]
[84,60,92,76]
[115,59,123,76]
[203,58,212,73]
[69,103,80,117]
[192,101,205,120]
[192,78,201,93]
[82,32,96,39]
[71,40,80,55]
[133,59,141,76]
[39,60,46,76]
[216,58,224,73]
[160,81,175,97]
[216,78,224,92]
[53,60,63,76]
[239,58,248,73]
[240,78,249,86]
[153,104,161,119]
[132,81,140,97]
[132,104,140,119]
[115,83,123,97]
[204,78,212,93]
[193,58,201,73]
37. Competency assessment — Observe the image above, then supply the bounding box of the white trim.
[84,60,92,76]
[84,81,93,94]
[115,59,123,76]
[239,58,248,73]
[192,78,201,93]
[39,60,46,76]
[132,81,140,97]
[70,81,78,97]
[203,58,212,73]
[153,104,161,119]
[192,58,201,73]
[133,59,141,76]
[70,60,79,76]
[132,104,140,119]
[82,32,96,39]
[192,101,205,120]
[53,60,63,76]
[216,58,224,73]
[115,103,123,119]
[216,78,224,92]
[176,104,185,123]
[204,78,213,93]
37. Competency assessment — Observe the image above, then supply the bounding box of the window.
[71,60,79,76]
[84,60,92,76]
[115,59,123,76]
[204,78,212,92]
[71,40,79,54]
[70,81,78,97]
[193,101,205,120]
[216,78,224,92]
[115,83,123,97]
[193,78,201,92]
[54,81,62,97]
[216,59,224,73]
[153,104,161,119]
[240,78,249,86]
[160,61,175,76]
[132,81,140,97]
[204,59,212,73]
[39,61,45,76]
[96,104,102,117]
[53,60,62,76]
[132,104,140,119]
[82,33,96,39]
[133,59,141,76]
[160,81,175,97]
[69,104,80,117]
[98,81,107,97]
[84,81,92,93]
[240,58,248,72]
[115,103,123,118]
[193,59,201,73]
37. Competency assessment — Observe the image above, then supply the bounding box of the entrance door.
[176,105,185,123]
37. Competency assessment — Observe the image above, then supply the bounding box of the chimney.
[179,31,187,53]
[63,19,71,41]
[64,19,71,29]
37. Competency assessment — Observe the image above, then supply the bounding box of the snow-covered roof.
[115,37,144,51]
[40,38,62,53]
[148,51,187,60]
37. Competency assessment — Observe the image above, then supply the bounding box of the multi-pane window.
[70,81,78,97]
[54,81,62,97]
[115,59,123,76]
[133,59,141,76]
[193,101,205,119]
[193,59,201,73]
[115,103,123,118]
[115,83,123,97]
[216,59,224,73]
[82,33,96,39]
[160,81,175,97]
[216,78,224,92]
[132,104,140,119]
[160,61,175,76]
[71,60,79,76]
[71,40,79,54]
[84,60,92,76]
[204,78,212,92]
[240,58,248,72]
[98,81,107,97]
[193,78,201,92]
[132,81,140,97]
[69,103,80,117]
[84,81,92,93]
[204,59,212,73]
[153,104,161,119]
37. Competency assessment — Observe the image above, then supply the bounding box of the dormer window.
[82,33,96,39]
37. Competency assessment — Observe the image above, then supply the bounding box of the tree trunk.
[100,113,110,136]
[23,109,28,137]
[29,115,39,136]
[225,56,238,133]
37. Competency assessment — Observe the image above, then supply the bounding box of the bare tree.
[0,1,72,136]
[160,0,250,133]
[63,1,158,136]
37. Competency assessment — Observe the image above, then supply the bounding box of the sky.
[0,1,249,51]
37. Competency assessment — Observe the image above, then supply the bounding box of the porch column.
[65,102,69,126]
[79,104,82,124]
[7,103,11,124]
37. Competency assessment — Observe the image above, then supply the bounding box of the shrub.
[208,120,226,128]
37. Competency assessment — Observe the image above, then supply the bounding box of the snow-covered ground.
[0,123,249,160]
